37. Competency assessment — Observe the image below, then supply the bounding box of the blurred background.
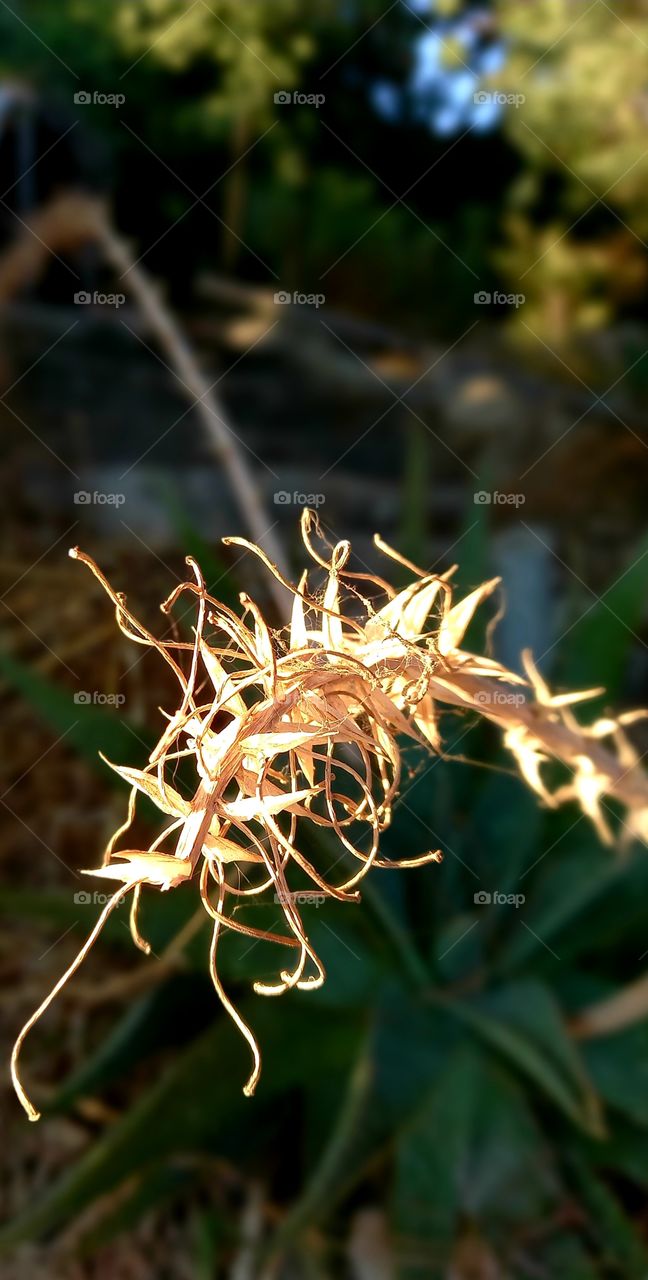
[2,1,648,1276]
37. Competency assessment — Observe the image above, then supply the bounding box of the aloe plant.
[4,511,648,1277]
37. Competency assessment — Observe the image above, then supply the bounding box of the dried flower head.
[12,512,648,1120]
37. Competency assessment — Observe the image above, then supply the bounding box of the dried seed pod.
[11,512,648,1120]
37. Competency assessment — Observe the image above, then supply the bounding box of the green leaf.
[0,883,206,958]
[0,888,103,934]
[451,979,602,1133]
[219,897,387,1007]
[559,530,648,698]
[435,911,485,983]
[296,904,388,1006]
[392,1043,558,1278]
[303,984,461,1220]
[452,494,490,597]
[470,767,543,896]
[0,649,148,770]
[510,843,648,970]
[0,1000,363,1250]
[566,1148,648,1275]
[582,1022,648,1128]
[273,984,460,1237]
[191,1207,227,1280]
[494,839,622,972]
[393,1044,478,1275]
[267,1041,373,1258]
[77,1165,199,1256]
[585,1118,648,1190]
[50,973,214,1113]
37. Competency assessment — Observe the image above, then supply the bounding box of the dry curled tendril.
[12,511,648,1120]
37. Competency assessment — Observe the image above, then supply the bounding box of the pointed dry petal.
[323,566,343,649]
[242,726,328,754]
[199,639,247,716]
[438,578,500,654]
[224,786,319,820]
[82,851,193,888]
[100,757,190,819]
[290,570,309,650]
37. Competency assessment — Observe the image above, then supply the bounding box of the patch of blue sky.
[372,5,508,135]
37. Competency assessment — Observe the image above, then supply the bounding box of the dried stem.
[95,213,290,616]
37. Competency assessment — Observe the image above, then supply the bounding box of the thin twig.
[97,215,290,614]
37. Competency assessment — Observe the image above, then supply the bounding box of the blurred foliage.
[498,0,648,227]
[5,0,648,345]
[494,0,648,341]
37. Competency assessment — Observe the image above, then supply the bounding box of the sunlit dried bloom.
[12,511,648,1119]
